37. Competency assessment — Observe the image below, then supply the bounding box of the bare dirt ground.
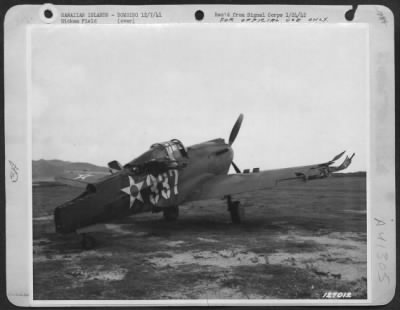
[32,175,367,300]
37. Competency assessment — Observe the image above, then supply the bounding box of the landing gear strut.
[80,233,96,250]
[163,206,179,221]
[226,195,244,224]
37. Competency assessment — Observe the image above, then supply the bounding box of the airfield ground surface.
[33,175,367,300]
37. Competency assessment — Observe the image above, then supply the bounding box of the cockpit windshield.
[124,139,187,169]
[150,139,188,161]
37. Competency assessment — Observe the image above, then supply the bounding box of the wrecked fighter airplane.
[54,114,355,249]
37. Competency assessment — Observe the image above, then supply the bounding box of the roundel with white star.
[120,176,144,208]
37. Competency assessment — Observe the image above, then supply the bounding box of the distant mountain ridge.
[33,159,108,182]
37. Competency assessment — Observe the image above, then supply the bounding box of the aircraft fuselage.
[54,138,233,234]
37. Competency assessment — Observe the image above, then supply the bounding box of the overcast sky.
[31,23,368,172]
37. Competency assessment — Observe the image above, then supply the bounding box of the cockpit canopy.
[124,139,188,169]
[150,139,188,161]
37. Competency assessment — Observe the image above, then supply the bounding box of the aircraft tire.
[163,206,179,221]
[229,201,244,224]
[81,234,96,250]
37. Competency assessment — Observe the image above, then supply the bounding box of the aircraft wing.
[54,170,111,188]
[186,152,355,202]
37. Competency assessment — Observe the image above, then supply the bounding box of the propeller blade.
[229,114,244,146]
[231,161,241,173]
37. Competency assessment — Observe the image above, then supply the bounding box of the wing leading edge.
[187,151,355,202]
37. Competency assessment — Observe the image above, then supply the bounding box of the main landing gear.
[226,195,244,224]
[163,205,179,221]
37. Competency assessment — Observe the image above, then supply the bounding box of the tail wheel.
[163,206,179,221]
[81,234,96,250]
[229,201,244,224]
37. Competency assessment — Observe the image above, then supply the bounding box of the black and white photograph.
[4,4,396,306]
[31,20,368,300]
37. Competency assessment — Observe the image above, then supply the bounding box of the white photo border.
[4,4,395,306]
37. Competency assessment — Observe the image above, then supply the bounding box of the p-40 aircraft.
[54,114,355,249]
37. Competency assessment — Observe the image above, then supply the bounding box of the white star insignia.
[121,176,144,208]
[73,173,93,180]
